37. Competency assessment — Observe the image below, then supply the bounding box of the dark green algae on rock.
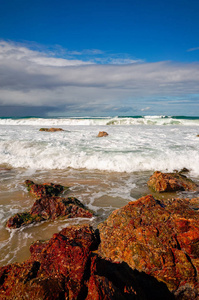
[25,180,69,198]
[6,196,94,229]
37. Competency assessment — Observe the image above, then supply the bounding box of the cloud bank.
[0,40,199,116]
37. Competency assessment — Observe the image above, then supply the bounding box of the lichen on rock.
[147,171,198,192]
[98,194,199,297]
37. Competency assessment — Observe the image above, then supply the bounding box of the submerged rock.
[25,180,69,198]
[39,128,64,132]
[98,194,199,298]
[179,167,190,173]
[147,171,198,192]
[0,224,174,299]
[6,197,93,229]
[97,131,108,137]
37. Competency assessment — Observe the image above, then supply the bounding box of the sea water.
[0,115,199,266]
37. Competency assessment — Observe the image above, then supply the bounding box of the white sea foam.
[0,121,199,175]
[0,116,199,126]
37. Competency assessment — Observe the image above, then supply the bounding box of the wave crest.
[0,116,199,126]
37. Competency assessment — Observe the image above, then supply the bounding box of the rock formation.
[39,128,64,132]
[3,178,199,298]
[25,180,69,198]
[97,131,108,137]
[147,171,198,192]
[0,224,174,299]
[6,181,93,229]
[6,196,93,229]
[98,194,199,298]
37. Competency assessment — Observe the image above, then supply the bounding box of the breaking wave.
[0,116,199,126]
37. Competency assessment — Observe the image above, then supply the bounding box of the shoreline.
[1,170,199,298]
[1,167,199,267]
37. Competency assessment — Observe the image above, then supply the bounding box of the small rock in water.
[39,128,64,132]
[147,171,198,192]
[6,181,93,229]
[97,131,108,137]
[179,167,190,173]
[25,180,69,198]
[6,196,93,229]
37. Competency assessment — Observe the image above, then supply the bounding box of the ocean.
[0,115,199,266]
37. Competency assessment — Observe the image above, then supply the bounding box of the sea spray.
[0,119,199,174]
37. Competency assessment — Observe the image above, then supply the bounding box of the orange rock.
[39,128,64,132]
[147,171,198,192]
[98,195,199,297]
[97,131,108,137]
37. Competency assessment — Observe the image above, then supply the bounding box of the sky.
[0,0,199,117]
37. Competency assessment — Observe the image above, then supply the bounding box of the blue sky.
[0,0,199,116]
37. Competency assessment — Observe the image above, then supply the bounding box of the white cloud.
[187,47,199,52]
[68,49,104,55]
[141,107,150,111]
[0,40,199,115]
[0,40,91,66]
[92,57,143,65]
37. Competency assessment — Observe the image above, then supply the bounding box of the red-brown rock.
[147,171,198,192]
[97,131,108,137]
[6,197,93,229]
[25,180,69,198]
[0,224,174,299]
[39,128,64,132]
[0,225,97,299]
[86,255,174,300]
[98,195,199,298]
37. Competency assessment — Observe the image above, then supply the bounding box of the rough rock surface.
[147,171,198,192]
[25,180,69,198]
[98,194,199,298]
[6,197,93,229]
[0,225,97,299]
[39,128,64,132]
[0,224,174,300]
[97,131,108,137]
[6,181,92,229]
